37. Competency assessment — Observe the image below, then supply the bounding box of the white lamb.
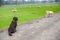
[12,8,17,13]
[46,10,54,17]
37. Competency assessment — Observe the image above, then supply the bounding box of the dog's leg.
[8,32,12,36]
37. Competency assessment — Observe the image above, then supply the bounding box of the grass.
[0,4,60,29]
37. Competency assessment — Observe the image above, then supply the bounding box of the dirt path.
[0,12,60,40]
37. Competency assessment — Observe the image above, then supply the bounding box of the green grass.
[0,4,60,29]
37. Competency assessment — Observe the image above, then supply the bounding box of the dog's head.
[13,17,18,21]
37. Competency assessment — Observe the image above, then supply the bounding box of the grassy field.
[0,4,60,29]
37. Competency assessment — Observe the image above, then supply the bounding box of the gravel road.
[0,12,60,40]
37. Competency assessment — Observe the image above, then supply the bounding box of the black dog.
[8,17,18,36]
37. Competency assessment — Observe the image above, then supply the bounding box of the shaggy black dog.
[8,17,18,36]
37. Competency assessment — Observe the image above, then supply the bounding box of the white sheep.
[12,8,17,13]
[46,10,54,17]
